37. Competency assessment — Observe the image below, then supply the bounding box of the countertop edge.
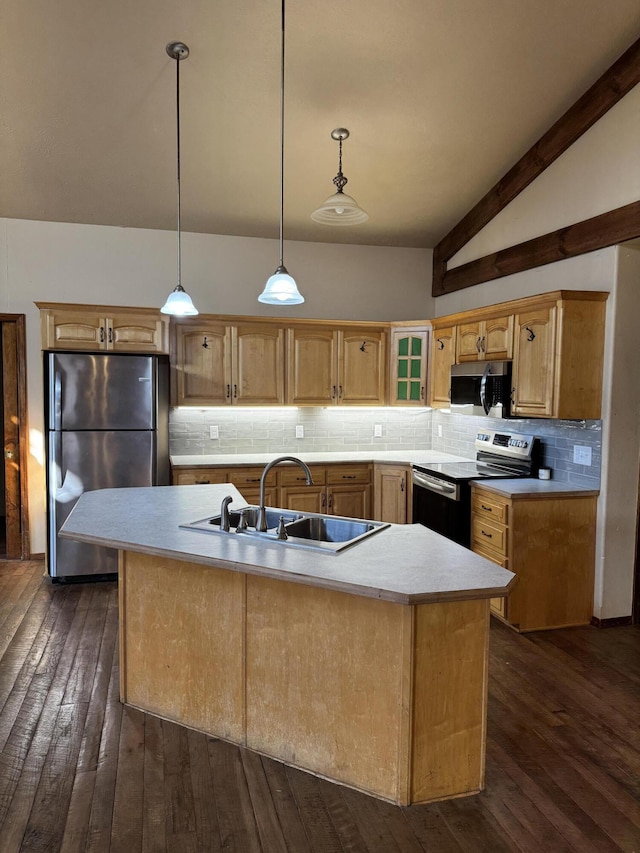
[471,480,600,499]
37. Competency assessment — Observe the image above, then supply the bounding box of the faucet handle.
[236,509,249,532]
[276,516,288,541]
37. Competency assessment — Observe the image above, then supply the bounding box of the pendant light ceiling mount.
[161,40,198,317]
[311,127,369,226]
[258,0,304,306]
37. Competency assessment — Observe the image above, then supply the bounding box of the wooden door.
[374,465,409,523]
[429,327,456,407]
[174,323,232,406]
[287,328,338,406]
[483,315,513,360]
[41,308,107,351]
[233,324,285,405]
[456,322,483,362]
[389,328,428,405]
[109,312,168,353]
[1,319,28,559]
[280,485,327,514]
[328,484,371,519]
[512,306,557,418]
[339,330,386,405]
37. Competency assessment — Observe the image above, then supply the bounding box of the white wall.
[0,217,434,555]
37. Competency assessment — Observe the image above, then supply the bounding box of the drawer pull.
[244,477,260,483]
[195,479,210,485]
[481,530,493,538]
[481,504,493,512]
[342,474,357,479]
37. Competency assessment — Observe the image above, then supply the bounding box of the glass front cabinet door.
[390,326,428,406]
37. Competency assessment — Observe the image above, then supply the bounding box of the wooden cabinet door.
[42,309,107,350]
[174,323,232,406]
[172,468,230,485]
[483,315,513,360]
[389,328,427,405]
[373,465,410,523]
[429,326,456,407]
[287,328,338,406]
[109,313,168,353]
[233,324,285,405]
[329,484,371,519]
[280,485,327,514]
[339,330,386,405]
[512,306,557,418]
[456,322,483,362]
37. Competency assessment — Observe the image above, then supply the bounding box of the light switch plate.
[374,424,383,437]
[573,445,592,466]
[209,425,219,440]
[296,425,304,438]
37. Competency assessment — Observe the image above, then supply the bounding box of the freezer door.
[48,430,156,578]
[48,352,155,431]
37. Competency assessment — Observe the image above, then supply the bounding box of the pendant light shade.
[161,41,199,317]
[258,0,304,306]
[311,128,368,226]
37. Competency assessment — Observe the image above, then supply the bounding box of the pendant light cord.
[175,54,183,289]
[278,0,286,268]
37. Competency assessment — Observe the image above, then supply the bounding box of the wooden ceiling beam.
[435,200,640,295]
[433,35,640,296]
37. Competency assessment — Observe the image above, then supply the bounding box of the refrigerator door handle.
[49,430,63,490]
[53,370,62,431]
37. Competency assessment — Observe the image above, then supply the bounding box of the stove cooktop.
[412,460,526,483]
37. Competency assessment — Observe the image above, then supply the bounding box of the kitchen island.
[61,483,515,805]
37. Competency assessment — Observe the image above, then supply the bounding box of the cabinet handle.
[233,384,238,398]
[420,386,424,399]
[436,338,444,350]
[108,327,113,344]
[481,336,485,351]
[476,337,481,353]
[321,493,326,507]
[341,474,357,479]
[525,326,536,342]
[195,479,210,484]
[226,384,231,398]
[400,478,405,492]
[332,385,337,399]
[99,326,105,343]
[481,504,493,512]
[244,477,260,483]
[338,385,343,398]
[481,529,493,538]
[202,337,209,349]
[328,493,333,509]
[510,387,516,403]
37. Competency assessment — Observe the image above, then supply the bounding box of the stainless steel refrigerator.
[45,352,169,580]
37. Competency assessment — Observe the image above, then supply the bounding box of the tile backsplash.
[170,407,602,488]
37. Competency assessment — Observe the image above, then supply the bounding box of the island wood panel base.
[118,551,490,805]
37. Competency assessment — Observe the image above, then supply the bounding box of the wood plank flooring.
[1,559,639,852]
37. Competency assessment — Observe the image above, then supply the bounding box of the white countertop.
[471,479,599,498]
[171,450,473,467]
[60,484,515,605]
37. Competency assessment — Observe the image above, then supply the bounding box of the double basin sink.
[181,505,390,554]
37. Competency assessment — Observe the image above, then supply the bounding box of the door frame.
[1,314,30,558]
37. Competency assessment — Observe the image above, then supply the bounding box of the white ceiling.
[2,1,639,249]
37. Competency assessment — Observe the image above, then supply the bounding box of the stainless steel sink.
[180,506,389,553]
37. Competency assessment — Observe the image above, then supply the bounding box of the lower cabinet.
[172,463,372,520]
[471,485,597,632]
[373,464,411,523]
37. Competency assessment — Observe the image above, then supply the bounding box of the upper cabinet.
[429,325,456,408]
[389,326,428,406]
[37,304,169,353]
[433,290,608,420]
[172,319,285,406]
[287,325,386,406]
[456,315,513,362]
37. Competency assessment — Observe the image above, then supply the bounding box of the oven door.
[411,469,471,547]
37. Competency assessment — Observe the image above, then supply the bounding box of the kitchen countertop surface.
[472,479,600,498]
[171,450,474,467]
[60,484,515,605]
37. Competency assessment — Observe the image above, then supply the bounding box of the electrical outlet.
[209,425,219,440]
[295,425,304,439]
[374,424,383,437]
[573,445,592,466]
[437,424,443,438]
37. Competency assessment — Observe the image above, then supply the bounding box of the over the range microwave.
[449,361,512,418]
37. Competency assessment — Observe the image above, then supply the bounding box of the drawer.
[473,541,509,569]
[326,464,371,485]
[472,491,509,524]
[229,466,276,487]
[472,516,507,556]
[173,468,230,486]
[279,464,326,486]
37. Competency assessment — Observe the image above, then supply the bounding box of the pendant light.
[311,128,368,225]
[161,41,199,316]
[258,0,304,305]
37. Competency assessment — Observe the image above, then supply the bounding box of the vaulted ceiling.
[2,1,639,249]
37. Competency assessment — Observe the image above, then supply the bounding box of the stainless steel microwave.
[449,361,512,418]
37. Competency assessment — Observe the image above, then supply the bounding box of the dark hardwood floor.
[1,559,639,852]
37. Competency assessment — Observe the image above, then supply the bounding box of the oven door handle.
[412,470,457,494]
[480,362,492,415]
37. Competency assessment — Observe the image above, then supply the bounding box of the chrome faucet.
[220,495,234,532]
[257,456,313,531]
